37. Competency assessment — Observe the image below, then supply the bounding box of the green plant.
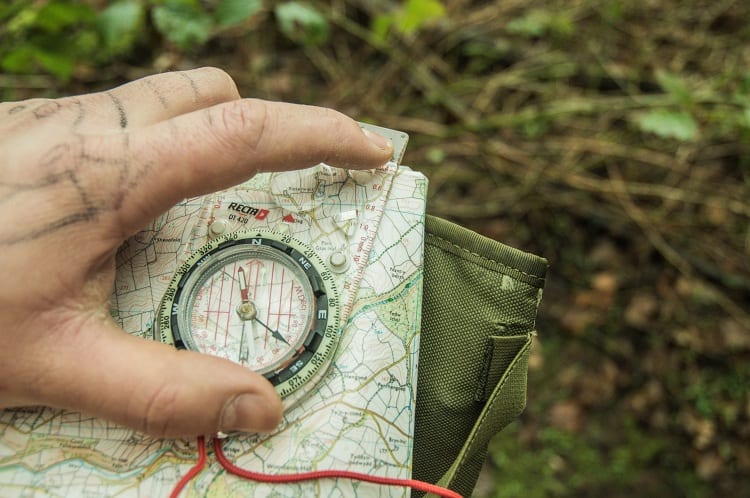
[1,1,99,80]
[372,0,447,40]
[0,0,329,82]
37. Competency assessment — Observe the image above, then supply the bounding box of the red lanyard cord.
[169,436,208,498]
[212,437,463,498]
[170,436,463,498]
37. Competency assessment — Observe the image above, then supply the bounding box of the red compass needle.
[237,266,250,303]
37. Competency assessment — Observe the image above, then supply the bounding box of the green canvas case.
[412,215,548,497]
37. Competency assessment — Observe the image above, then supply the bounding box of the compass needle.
[254,317,291,346]
[237,266,250,304]
[238,321,249,364]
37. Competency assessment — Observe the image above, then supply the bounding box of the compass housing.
[154,230,341,401]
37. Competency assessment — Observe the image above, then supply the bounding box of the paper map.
[0,163,427,498]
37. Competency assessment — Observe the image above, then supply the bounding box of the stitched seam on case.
[475,338,494,402]
[447,337,532,488]
[426,232,544,280]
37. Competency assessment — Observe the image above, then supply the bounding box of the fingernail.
[362,128,393,152]
[220,393,278,432]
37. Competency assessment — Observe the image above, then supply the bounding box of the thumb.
[38,319,282,438]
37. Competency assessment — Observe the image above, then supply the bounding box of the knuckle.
[184,67,240,103]
[318,107,348,163]
[212,99,271,153]
[1,98,71,136]
[31,98,64,119]
[140,382,180,438]
[321,107,347,132]
[196,66,240,97]
[27,137,83,179]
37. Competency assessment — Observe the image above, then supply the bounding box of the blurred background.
[1,0,748,496]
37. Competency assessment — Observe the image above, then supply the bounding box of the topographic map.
[0,162,427,497]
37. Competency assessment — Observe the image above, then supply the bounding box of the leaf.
[741,107,750,128]
[395,0,446,35]
[1,45,35,73]
[35,1,95,32]
[507,10,548,37]
[5,8,38,34]
[371,13,393,41]
[636,110,699,141]
[97,1,145,55]
[152,1,213,49]
[426,147,446,164]
[275,2,329,46]
[655,69,693,106]
[34,48,75,81]
[214,0,263,27]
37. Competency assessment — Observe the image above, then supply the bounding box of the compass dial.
[155,231,340,400]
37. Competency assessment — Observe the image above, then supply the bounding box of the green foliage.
[426,147,446,164]
[0,0,98,80]
[487,418,708,498]
[655,69,693,106]
[742,107,750,128]
[372,0,447,40]
[274,2,329,46]
[636,110,699,141]
[0,0,312,80]
[214,0,263,27]
[97,1,146,55]
[150,0,264,49]
[152,1,214,49]
[632,69,700,141]
[506,9,574,38]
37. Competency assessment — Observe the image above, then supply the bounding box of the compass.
[154,230,340,400]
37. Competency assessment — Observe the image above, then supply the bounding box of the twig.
[0,74,55,89]
[607,164,750,328]
[327,9,472,123]
[564,173,750,218]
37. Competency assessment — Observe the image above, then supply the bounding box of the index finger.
[122,99,392,225]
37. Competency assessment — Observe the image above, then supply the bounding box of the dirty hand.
[0,67,392,437]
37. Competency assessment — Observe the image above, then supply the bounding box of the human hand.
[0,67,392,438]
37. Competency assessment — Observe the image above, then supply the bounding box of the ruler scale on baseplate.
[337,164,398,322]
[320,121,409,320]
